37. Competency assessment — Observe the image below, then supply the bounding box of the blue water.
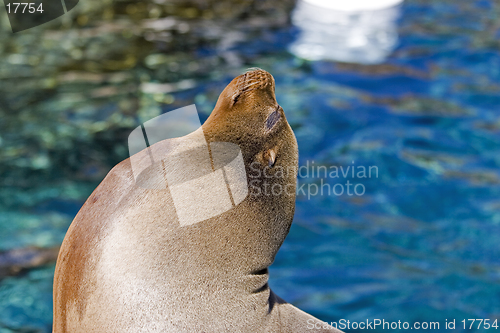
[1,0,500,332]
[268,1,500,330]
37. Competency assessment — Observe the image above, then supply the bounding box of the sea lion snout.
[211,68,277,112]
[205,69,287,144]
[235,68,275,93]
[230,68,277,110]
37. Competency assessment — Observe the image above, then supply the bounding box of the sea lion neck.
[193,69,299,279]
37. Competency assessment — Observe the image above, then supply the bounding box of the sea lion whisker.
[239,81,260,92]
[241,87,258,93]
[244,67,263,73]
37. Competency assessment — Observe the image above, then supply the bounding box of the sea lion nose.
[236,68,275,93]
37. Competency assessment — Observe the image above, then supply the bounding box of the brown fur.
[53,69,340,332]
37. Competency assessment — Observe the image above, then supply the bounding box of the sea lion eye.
[232,93,241,106]
[265,106,281,130]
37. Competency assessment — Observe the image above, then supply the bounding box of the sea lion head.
[203,68,298,182]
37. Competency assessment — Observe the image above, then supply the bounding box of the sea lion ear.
[263,149,276,168]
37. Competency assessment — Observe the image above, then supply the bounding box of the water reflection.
[289,0,403,64]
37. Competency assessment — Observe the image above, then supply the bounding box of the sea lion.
[53,68,340,332]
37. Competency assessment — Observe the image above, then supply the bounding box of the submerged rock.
[0,247,59,279]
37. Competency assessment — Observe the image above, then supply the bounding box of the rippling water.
[1,0,499,331]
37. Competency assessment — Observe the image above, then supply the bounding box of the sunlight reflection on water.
[290,0,403,64]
